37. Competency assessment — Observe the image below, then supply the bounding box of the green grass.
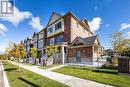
[3,61,69,87]
[40,64,61,69]
[53,66,130,87]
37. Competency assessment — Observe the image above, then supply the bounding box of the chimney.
[81,18,90,28]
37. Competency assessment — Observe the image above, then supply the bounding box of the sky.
[0,0,130,53]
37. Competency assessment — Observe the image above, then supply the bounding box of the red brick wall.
[68,46,93,63]
[63,16,71,43]
[44,28,47,46]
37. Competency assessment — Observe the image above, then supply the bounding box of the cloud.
[0,7,32,26]
[105,24,110,27]
[120,23,130,30]
[29,16,44,31]
[0,2,43,31]
[0,43,8,53]
[88,17,102,32]
[0,24,8,35]
[126,32,130,38]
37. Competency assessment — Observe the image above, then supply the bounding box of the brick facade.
[63,16,71,43]
[68,46,93,64]
[22,12,101,65]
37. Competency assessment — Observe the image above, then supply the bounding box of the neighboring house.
[22,12,103,66]
[22,37,33,58]
[105,49,117,57]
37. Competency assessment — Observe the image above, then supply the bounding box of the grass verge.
[53,66,130,87]
[3,61,69,87]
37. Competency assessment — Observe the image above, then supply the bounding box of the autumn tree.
[30,48,37,64]
[45,45,58,58]
[110,32,130,55]
[18,44,27,62]
[5,42,14,60]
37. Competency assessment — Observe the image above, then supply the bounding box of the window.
[49,37,55,45]
[48,27,53,34]
[33,36,37,43]
[56,35,64,43]
[38,40,44,48]
[33,43,37,48]
[55,21,61,30]
[38,32,44,39]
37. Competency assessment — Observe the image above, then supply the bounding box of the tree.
[0,54,8,60]
[45,45,58,58]
[5,42,14,60]
[45,45,58,64]
[110,32,130,55]
[18,44,27,62]
[30,48,37,64]
[10,43,20,61]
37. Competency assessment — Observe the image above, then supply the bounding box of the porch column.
[62,45,65,64]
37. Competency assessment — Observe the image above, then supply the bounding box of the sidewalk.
[46,65,65,71]
[9,61,114,87]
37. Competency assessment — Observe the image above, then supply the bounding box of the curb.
[1,62,10,87]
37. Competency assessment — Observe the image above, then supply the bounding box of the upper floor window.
[48,27,53,34]
[38,32,44,39]
[49,37,55,45]
[38,40,44,48]
[33,43,37,48]
[56,35,64,43]
[55,21,61,30]
[33,36,37,42]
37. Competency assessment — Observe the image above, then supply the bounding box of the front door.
[76,51,81,62]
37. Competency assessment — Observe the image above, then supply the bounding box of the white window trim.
[47,19,64,37]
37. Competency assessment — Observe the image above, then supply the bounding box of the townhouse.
[23,37,33,58]
[22,12,103,66]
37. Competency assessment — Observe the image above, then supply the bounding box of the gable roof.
[47,12,62,26]
[32,32,37,37]
[71,35,99,46]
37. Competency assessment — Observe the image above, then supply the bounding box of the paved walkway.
[9,61,114,87]
[47,65,65,71]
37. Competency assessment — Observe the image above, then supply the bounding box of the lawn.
[3,61,69,87]
[53,66,130,87]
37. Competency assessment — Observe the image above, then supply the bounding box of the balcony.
[47,28,64,37]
